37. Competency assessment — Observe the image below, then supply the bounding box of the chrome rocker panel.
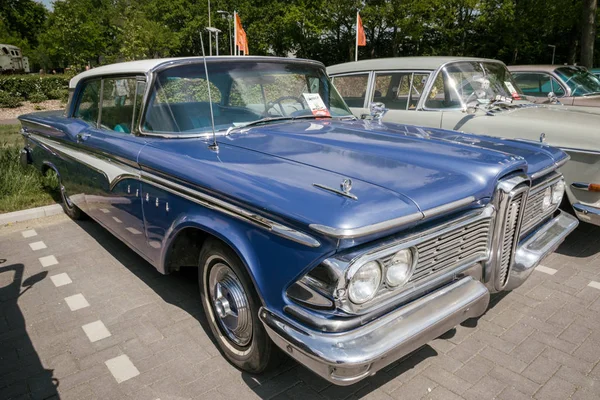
[572,203,600,226]
[260,276,490,385]
[505,210,578,291]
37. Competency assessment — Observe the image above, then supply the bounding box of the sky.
[37,0,53,10]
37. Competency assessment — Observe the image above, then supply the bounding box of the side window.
[372,72,430,110]
[100,78,137,133]
[513,73,565,97]
[424,72,464,109]
[74,80,101,125]
[332,74,369,107]
[410,73,430,109]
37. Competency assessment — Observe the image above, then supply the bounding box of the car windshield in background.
[555,67,600,96]
[143,61,352,135]
[426,61,524,109]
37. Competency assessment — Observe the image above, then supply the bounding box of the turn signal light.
[589,184,600,192]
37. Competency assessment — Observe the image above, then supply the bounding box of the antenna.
[200,30,219,152]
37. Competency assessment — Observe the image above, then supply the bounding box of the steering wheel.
[266,96,306,116]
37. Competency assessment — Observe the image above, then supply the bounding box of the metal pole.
[208,0,212,55]
[355,12,359,62]
[548,45,556,65]
[215,31,219,56]
[229,17,232,55]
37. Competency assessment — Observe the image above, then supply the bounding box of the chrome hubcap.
[208,263,252,346]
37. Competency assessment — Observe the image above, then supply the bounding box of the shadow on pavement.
[0,262,59,399]
[74,218,485,398]
[555,218,600,258]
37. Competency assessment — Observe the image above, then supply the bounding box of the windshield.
[555,66,600,96]
[425,61,524,109]
[143,61,352,135]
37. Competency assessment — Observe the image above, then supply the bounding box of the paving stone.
[462,375,506,400]
[38,255,58,267]
[50,273,72,287]
[64,293,90,311]
[521,355,560,384]
[480,346,528,374]
[559,322,592,344]
[389,374,438,400]
[82,320,111,343]
[29,241,47,251]
[534,376,576,400]
[105,354,140,383]
[455,354,495,384]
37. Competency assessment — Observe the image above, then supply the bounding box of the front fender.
[160,212,336,312]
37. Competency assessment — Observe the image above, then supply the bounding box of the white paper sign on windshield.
[302,93,331,117]
[504,81,521,99]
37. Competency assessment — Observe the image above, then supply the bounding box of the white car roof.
[327,56,503,75]
[69,56,323,88]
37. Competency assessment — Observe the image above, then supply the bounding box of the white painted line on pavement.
[126,227,142,235]
[22,229,37,238]
[29,241,47,251]
[65,294,90,311]
[50,273,72,287]
[112,217,122,223]
[82,320,112,343]
[105,354,140,383]
[535,265,557,275]
[588,281,600,290]
[39,255,58,267]
[100,208,110,214]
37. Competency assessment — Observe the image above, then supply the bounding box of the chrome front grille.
[380,217,492,284]
[498,192,524,287]
[520,177,561,238]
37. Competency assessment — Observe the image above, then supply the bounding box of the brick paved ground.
[1,213,600,400]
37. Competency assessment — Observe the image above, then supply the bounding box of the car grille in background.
[498,192,524,288]
[381,217,492,284]
[520,185,556,238]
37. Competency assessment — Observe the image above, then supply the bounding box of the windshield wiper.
[226,114,333,134]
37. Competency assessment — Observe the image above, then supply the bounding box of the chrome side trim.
[309,196,476,239]
[530,154,570,180]
[140,172,321,248]
[573,203,600,226]
[313,183,358,200]
[572,182,592,191]
[26,132,321,248]
[561,147,600,156]
[28,133,140,190]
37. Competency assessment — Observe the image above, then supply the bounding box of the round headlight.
[542,187,552,211]
[386,249,414,287]
[348,261,381,304]
[552,179,565,205]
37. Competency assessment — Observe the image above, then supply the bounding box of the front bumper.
[260,276,489,385]
[572,203,600,226]
[505,210,578,291]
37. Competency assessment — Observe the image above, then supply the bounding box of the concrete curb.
[0,203,64,225]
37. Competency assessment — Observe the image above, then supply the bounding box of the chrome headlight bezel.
[347,260,382,304]
[551,178,565,205]
[385,248,417,287]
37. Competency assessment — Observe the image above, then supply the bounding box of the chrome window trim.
[420,59,512,112]
[309,196,476,239]
[24,131,321,248]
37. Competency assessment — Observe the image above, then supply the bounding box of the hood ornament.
[340,178,352,194]
[540,132,546,143]
[313,178,357,200]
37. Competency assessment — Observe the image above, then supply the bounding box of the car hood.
[464,105,600,151]
[142,119,562,243]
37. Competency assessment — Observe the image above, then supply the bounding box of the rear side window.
[332,74,369,107]
[74,80,101,125]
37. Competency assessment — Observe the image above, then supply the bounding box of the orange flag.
[357,13,366,46]
[235,13,249,55]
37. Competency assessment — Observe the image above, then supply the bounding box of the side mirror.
[369,102,388,121]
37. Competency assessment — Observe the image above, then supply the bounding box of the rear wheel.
[198,239,281,373]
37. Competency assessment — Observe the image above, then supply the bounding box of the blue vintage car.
[19,56,577,385]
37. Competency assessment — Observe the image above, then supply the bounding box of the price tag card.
[505,81,521,100]
[302,93,331,117]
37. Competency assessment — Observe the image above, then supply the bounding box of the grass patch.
[0,124,61,213]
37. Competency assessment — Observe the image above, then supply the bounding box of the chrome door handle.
[76,133,91,143]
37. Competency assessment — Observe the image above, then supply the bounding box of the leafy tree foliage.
[1,0,598,70]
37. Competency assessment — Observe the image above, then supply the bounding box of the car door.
[72,76,149,256]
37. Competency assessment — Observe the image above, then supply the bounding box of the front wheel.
[199,239,281,373]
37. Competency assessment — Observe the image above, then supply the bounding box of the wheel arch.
[160,218,264,302]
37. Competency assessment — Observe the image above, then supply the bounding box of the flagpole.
[355,11,359,62]
[234,11,238,56]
